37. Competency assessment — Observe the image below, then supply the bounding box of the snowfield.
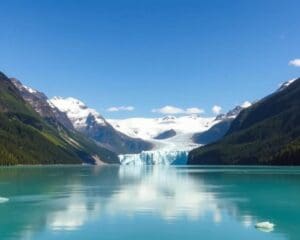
[49,95,252,165]
[108,115,218,165]
[108,115,216,149]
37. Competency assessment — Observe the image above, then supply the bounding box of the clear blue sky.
[0,0,300,118]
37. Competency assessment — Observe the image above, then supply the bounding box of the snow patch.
[277,79,297,92]
[49,97,107,129]
[108,115,215,140]
[109,115,216,165]
[23,85,37,94]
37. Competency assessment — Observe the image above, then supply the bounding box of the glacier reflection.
[109,166,221,220]
[46,166,223,231]
[0,166,296,240]
[47,195,101,231]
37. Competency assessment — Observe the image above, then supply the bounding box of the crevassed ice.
[119,150,189,165]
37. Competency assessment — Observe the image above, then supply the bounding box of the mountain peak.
[215,101,252,121]
[189,75,300,165]
[10,78,46,99]
[10,78,74,129]
[277,78,298,92]
[49,97,107,129]
[160,115,177,122]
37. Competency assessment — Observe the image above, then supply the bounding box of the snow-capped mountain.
[9,77,119,164]
[194,79,298,147]
[12,76,254,165]
[277,78,297,92]
[107,102,253,157]
[108,115,215,141]
[50,97,153,154]
[50,97,107,130]
[107,115,218,165]
[11,78,74,129]
[193,102,253,145]
[215,101,252,121]
[9,74,297,166]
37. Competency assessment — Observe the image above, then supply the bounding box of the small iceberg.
[0,197,9,203]
[255,221,275,232]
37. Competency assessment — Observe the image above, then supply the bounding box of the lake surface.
[0,166,299,240]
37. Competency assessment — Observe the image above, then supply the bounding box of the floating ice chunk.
[0,197,9,203]
[255,221,275,232]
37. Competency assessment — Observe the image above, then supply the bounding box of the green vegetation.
[188,79,300,165]
[0,72,119,165]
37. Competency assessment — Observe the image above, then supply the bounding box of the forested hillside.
[188,79,300,165]
[0,72,119,165]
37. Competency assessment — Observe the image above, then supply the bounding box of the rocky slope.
[154,129,176,140]
[192,103,252,145]
[11,78,74,129]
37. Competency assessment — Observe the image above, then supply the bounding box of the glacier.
[118,132,203,165]
[119,150,189,165]
[108,115,222,165]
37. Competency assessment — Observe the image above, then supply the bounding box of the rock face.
[192,103,252,145]
[11,78,74,130]
[215,104,250,121]
[50,97,153,154]
[188,78,300,165]
[0,72,119,165]
[154,129,176,140]
[192,120,232,145]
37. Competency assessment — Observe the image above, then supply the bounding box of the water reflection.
[44,166,223,231]
[0,166,299,240]
[106,166,221,220]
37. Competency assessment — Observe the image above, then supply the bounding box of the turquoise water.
[0,166,299,240]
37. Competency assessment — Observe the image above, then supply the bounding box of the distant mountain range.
[49,97,153,154]
[1,69,299,166]
[188,78,300,165]
[108,115,216,151]
[0,72,119,165]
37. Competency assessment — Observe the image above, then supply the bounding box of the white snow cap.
[49,97,106,128]
[23,85,38,94]
[278,78,297,91]
[108,115,215,141]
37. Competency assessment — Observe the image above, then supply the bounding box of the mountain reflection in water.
[0,166,299,240]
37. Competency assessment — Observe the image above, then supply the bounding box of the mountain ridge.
[188,78,300,165]
[49,97,153,154]
[0,72,119,165]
